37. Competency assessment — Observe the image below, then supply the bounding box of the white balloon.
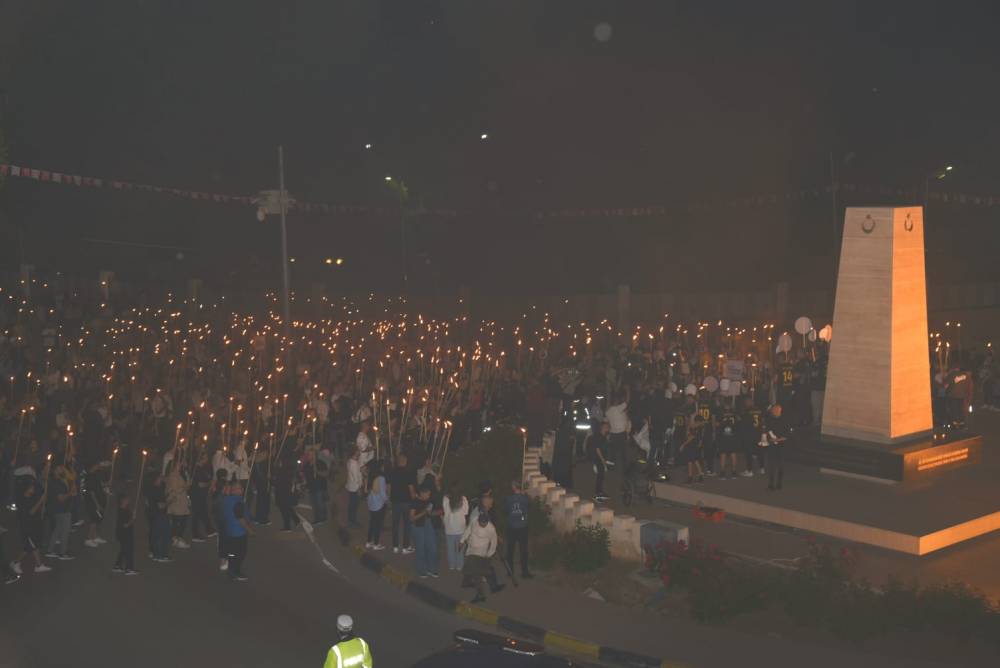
[684,383,697,397]
[594,22,613,42]
[703,376,719,392]
[819,324,833,342]
[794,316,813,335]
[777,333,793,353]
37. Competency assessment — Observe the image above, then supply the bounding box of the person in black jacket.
[274,456,300,532]
[764,403,790,491]
[190,452,215,541]
[590,421,611,502]
[145,473,170,562]
[112,494,138,574]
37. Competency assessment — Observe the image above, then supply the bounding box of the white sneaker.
[84,539,99,548]
[372,544,385,551]
[740,470,754,478]
[176,540,191,549]
[402,547,415,555]
[220,560,229,571]
[10,562,22,575]
[393,547,400,554]
[365,542,374,550]
[94,537,108,544]
[35,564,52,573]
[759,468,766,475]
[44,552,59,559]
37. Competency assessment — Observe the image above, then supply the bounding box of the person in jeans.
[212,469,230,570]
[442,484,468,571]
[344,448,361,528]
[223,480,255,581]
[387,453,415,554]
[45,463,76,560]
[165,460,191,549]
[504,479,533,578]
[365,461,387,550]
[409,485,441,578]
[15,474,52,574]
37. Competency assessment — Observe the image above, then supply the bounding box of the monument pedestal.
[787,428,982,482]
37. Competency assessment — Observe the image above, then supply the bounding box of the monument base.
[786,428,982,482]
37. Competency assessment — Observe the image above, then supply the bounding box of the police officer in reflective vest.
[323,615,373,668]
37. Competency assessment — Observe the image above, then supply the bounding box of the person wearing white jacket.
[442,489,469,571]
[460,504,504,603]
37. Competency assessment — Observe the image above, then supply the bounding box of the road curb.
[349,545,678,668]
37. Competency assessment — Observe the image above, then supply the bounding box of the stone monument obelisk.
[822,206,933,444]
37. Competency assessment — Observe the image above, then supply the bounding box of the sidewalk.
[308,509,970,668]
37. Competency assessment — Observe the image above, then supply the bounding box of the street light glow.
[364,143,372,150]
[480,133,489,140]
[324,258,333,265]
[384,175,392,182]
[946,165,954,171]
[335,258,344,266]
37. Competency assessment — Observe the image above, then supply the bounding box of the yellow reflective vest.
[323,637,372,668]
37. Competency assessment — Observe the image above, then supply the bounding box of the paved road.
[0,517,475,668]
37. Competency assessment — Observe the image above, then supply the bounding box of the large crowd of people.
[0,276,986,590]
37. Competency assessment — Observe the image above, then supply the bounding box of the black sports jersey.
[718,411,737,438]
[779,363,795,389]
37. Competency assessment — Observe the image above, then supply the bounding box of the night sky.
[2,1,1000,297]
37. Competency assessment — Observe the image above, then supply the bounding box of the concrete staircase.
[523,446,645,561]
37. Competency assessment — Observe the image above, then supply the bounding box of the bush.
[562,522,611,573]
[913,581,995,641]
[829,581,888,644]
[783,538,857,628]
[645,539,770,623]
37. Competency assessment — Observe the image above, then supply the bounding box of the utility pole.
[278,145,290,335]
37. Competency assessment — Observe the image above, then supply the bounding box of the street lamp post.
[278,145,290,334]
[924,164,953,208]
[385,176,408,296]
[256,146,292,335]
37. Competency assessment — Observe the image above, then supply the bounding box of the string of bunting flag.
[533,183,1000,219]
[3,161,1000,221]
[0,162,459,217]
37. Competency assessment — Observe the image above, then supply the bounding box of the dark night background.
[2,0,1000,299]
